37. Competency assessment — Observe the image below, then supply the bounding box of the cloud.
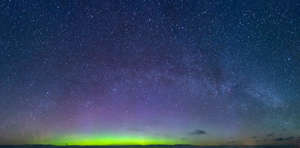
[189,129,207,135]
[180,137,187,141]
[274,136,294,141]
[267,133,274,137]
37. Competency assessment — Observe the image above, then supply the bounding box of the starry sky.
[0,0,300,146]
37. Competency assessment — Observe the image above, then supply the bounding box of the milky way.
[0,0,299,145]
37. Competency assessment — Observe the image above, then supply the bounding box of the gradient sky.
[0,0,300,146]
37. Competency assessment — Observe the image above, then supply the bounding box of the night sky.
[0,0,300,146]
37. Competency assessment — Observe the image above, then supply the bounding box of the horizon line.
[0,144,296,146]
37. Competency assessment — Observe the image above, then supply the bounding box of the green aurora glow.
[39,134,181,145]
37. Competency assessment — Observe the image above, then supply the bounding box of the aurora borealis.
[0,0,300,146]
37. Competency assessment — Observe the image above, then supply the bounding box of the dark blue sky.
[0,0,299,145]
